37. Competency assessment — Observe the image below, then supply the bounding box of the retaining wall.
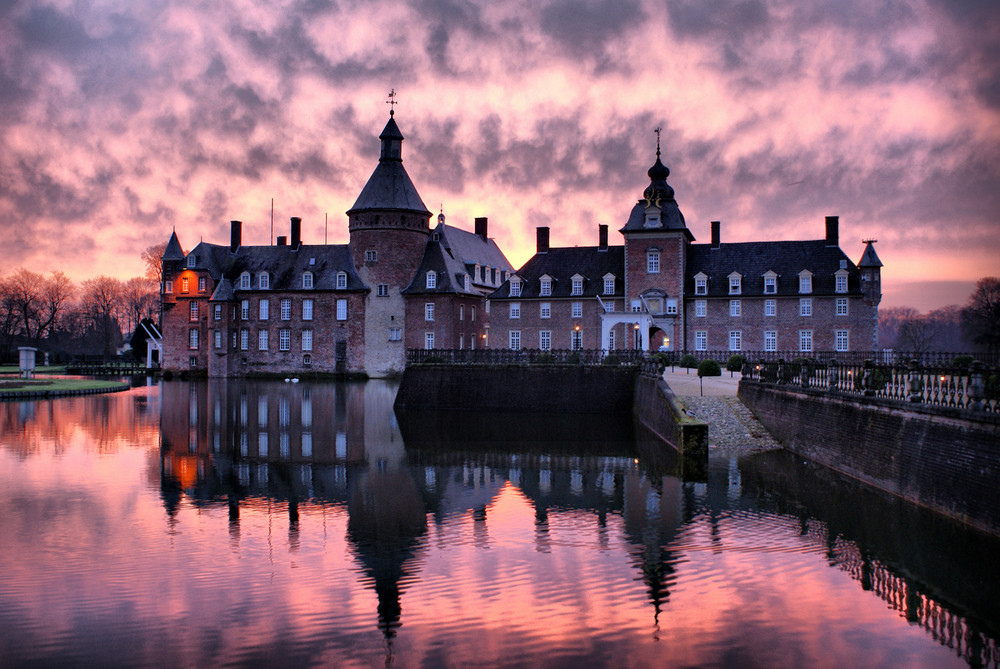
[739,382,1000,537]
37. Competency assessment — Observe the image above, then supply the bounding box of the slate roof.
[489,246,625,300]
[183,242,366,294]
[162,231,184,260]
[347,115,431,216]
[859,240,883,268]
[686,240,860,296]
[619,155,693,240]
[403,222,514,296]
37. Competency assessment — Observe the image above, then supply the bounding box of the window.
[800,298,812,316]
[336,299,347,321]
[302,330,313,351]
[214,304,222,320]
[510,302,520,319]
[302,299,313,321]
[729,275,741,294]
[189,329,199,349]
[836,329,849,352]
[509,330,521,350]
[764,274,776,294]
[836,297,849,316]
[572,302,582,318]
[189,356,197,368]
[464,274,470,292]
[604,277,615,295]
[539,330,551,351]
[377,284,389,297]
[799,272,812,294]
[241,300,249,320]
[729,330,742,351]
[730,300,741,317]
[181,277,189,293]
[302,272,313,289]
[302,354,312,367]
[571,330,583,351]
[336,272,347,289]
[608,330,616,351]
[835,271,849,293]
[214,330,222,349]
[279,329,290,351]
[425,332,435,350]
[764,330,777,352]
[695,330,707,351]
[666,298,678,315]
[190,301,199,321]
[259,273,269,289]
[459,305,465,321]
[258,330,268,351]
[647,251,660,274]
[696,300,706,317]
[540,277,552,296]
[509,279,521,297]
[765,299,776,317]
[425,303,435,321]
[239,272,250,290]
[388,328,401,341]
[426,271,436,289]
[187,255,196,268]
[695,275,707,295]
[280,299,291,320]
[259,299,269,320]
[571,276,583,296]
[240,329,249,350]
[471,306,476,322]
[799,330,813,352]
[164,281,172,294]
[540,302,550,319]
[365,249,377,262]
[199,277,206,292]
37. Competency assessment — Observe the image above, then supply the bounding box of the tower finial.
[654,126,662,158]
[386,88,397,116]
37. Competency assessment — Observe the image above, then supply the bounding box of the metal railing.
[741,358,999,413]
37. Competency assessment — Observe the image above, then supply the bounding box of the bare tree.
[0,276,18,360]
[961,277,1000,354]
[80,276,124,359]
[121,276,158,335]
[142,242,168,282]
[878,306,920,350]
[897,316,936,354]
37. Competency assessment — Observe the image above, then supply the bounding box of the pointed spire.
[162,230,184,260]
[859,239,883,267]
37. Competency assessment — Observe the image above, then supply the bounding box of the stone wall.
[739,382,1000,536]
[633,375,708,461]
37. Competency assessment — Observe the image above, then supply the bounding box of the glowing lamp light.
[574,324,581,331]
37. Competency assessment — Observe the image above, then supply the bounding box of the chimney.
[277,236,287,246]
[230,220,242,252]
[711,221,721,248]
[537,227,550,254]
[598,224,608,251]
[825,215,839,246]
[290,217,302,249]
[475,217,488,240]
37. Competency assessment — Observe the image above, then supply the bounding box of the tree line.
[0,243,166,362]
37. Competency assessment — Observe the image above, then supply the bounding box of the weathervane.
[862,238,878,244]
[654,126,662,157]
[386,88,397,116]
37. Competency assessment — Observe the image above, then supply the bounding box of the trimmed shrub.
[698,359,722,377]
[726,354,746,373]
[679,354,699,369]
[535,353,555,365]
[602,354,620,366]
[950,354,975,369]
[650,352,669,368]
[566,352,582,364]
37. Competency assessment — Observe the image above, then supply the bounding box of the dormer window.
[571,275,584,296]
[336,272,348,290]
[728,273,742,295]
[463,274,470,292]
[239,272,250,290]
[259,273,269,289]
[835,269,849,293]
[509,277,521,297]
[187,255,196,268]
[763,271,778,294]
[302,271,313,289]
[799,270,813,294]
[426,271,436,289]
[694,273,708,295]
[644,206,662,228]
[540,276,552,296]
[603,274,615,295]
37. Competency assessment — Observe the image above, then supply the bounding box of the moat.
[1,379,998,668]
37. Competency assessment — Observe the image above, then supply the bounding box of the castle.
[160,112,881,377]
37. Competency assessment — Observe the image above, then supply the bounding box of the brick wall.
[739,382,1000,536]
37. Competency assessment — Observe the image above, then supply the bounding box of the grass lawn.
[0,377,128,397]
[0,365,68,374]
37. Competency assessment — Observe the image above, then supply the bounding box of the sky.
[1,0,998,312]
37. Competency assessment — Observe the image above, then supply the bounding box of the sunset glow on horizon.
[1,0,998,312]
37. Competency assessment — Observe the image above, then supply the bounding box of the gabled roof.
[162,231,184,260]
[402,222,513,296]
[687,240,860,296]
[490,246,625,299]
[209,278,234,302]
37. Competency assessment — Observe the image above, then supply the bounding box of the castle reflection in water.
[158,379,686,639]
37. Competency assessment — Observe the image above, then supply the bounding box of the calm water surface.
[0,379,998,668]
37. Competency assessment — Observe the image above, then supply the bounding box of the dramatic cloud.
[0,0,998,310]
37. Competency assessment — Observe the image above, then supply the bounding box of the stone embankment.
[677,395,781,455]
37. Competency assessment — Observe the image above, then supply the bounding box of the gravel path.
[675,395,782,455]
